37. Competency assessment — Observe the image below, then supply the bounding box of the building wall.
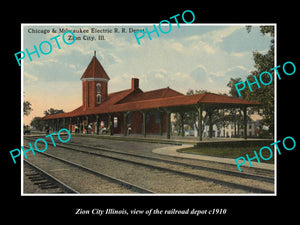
[146,112,167,134]
[62,111,168,135]
[131,111,143,134]
[117,111,167,135]
[82,80,108,110]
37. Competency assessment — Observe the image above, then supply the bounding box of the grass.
[178,145,274,163]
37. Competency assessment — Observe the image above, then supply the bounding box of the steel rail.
[64,141,274,183]
[24,160,79,193]
[24,136,274,182]
[25,140,274,194]
[24,148,154,194]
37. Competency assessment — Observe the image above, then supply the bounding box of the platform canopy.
[42,91,260,119]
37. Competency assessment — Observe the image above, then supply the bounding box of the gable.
[117,87,183,104]
[80,56,110,80]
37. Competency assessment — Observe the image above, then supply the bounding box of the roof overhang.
[41,92,261,120]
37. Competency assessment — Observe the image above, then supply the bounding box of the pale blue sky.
[23,24,274,124]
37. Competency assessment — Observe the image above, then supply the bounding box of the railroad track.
[60,140,274,182]
[24,137,274,194]
[23,147,154,194]
[24,136,274,180]
[24,160,78,194]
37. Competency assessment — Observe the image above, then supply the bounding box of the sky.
[22,24,274,125]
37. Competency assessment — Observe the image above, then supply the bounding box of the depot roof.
[80,53,110,81]
[42,87,261,120]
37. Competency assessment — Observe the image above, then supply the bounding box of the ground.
[22,134,275,194]
[178,145,274,163]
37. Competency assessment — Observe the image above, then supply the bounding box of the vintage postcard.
[21,23,276,196]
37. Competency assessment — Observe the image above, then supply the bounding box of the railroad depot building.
[40,52,260,141]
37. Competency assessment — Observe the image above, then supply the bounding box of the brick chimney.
[131,78,139,90]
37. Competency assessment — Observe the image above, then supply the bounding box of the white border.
[274,24,277,195]
[21,25,24,195]
[21,23,277,197]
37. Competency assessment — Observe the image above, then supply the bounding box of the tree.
[245,26,274,135]
[30,117,43,130]
[44,108,64,116]
[229,25,275,136]
[23,101,33,116]
[227,78,242,98]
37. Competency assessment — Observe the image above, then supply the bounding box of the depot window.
[97,94,101,103]
[96,83,101,93]
[114,117,118,128]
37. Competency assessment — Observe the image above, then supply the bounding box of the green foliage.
[227,78,242,98]
[30,116,43,130]
[44,108,65,116]
[228,25,275,135]
[178,145,274,163]
[23,101,33,116]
